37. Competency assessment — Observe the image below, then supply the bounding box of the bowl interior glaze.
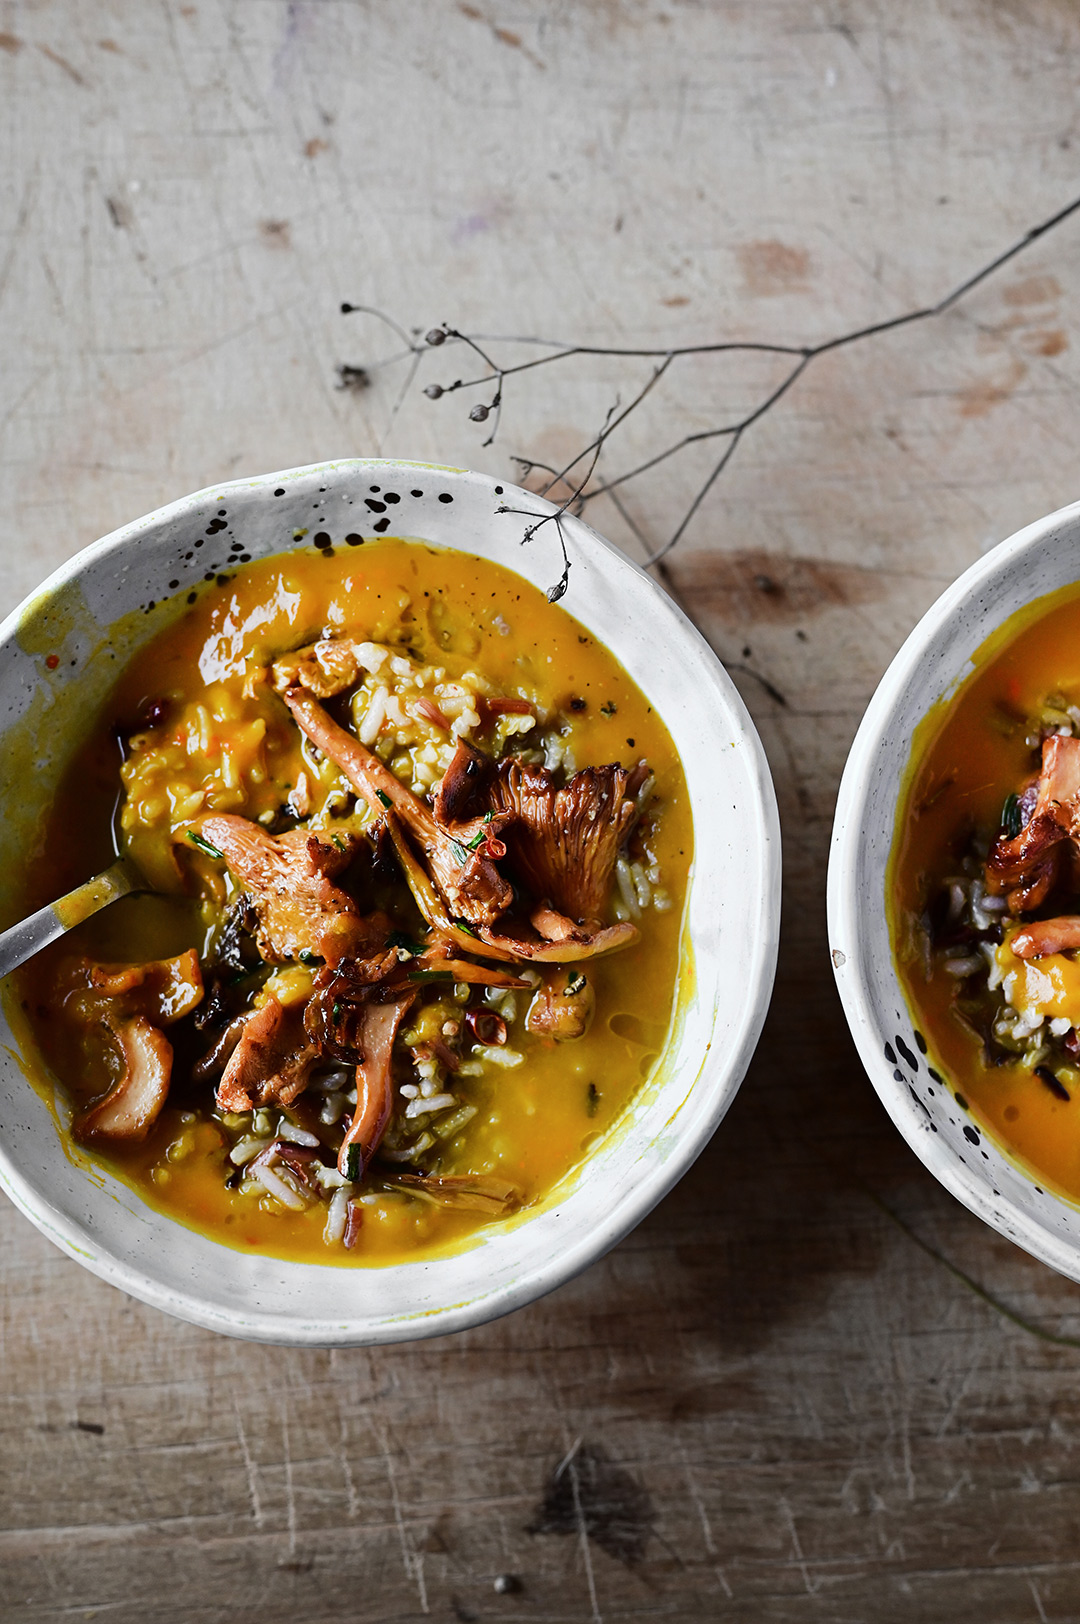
[0,459,780,1344]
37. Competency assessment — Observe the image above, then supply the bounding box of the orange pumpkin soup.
[14,538,692,1264]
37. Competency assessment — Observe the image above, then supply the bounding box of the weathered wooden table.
[5,4,1080,1618]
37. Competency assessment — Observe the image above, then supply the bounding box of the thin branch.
[339,190,1080,593]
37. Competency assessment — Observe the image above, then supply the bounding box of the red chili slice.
[466,1009,508,1046]
[415,697,452,730]
[485,697,534,716]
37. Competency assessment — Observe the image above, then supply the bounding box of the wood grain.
[4,1,1080,1618]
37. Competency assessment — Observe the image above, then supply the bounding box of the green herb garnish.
[343,1143,361,1182]
[298,950,323,967]
[408,968,456,982]
[186,831,224,859]
[465,811,495,851]
[449,838,470,865]
[451,916,480,939]
[387,930,427,956]
[375,789,392,809]
[1001,791,1023,838]
[330,833,348,852]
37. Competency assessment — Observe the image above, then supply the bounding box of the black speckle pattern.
[896,1034,919,1071]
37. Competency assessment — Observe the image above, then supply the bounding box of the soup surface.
[14,538,692,1264]
[890,582,1080,1202]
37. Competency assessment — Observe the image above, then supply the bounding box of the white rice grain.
[278,1120,320,1147]
[360,687,388,745]
[249,1161,307,1210]
[616,857,642,921]
[323,1186,351,1244]
[474,1045,524,1069]
[229,1135,269,1167]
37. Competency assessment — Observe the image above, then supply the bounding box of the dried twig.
[340,190,1080,596]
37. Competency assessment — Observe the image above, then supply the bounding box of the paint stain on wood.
[1026,328,1068,357]
[37,43,88,86]
[736,239,811,295]
[662,294,690,307]
[667,548,883,625]
[105,196,132,230]
[0,32,23,53]
[529,1441,655,1565]
[1003,274,1061,307]
[956,357,1027,418]
[259,219,291,249]
[458,3,545,66]
[304,137,329,158]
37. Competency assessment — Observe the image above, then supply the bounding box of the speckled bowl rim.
[828,496,1080,1282]
[0,458,781,1343]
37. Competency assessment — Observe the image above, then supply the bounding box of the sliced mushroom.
[526,967,596,1040]
[192,1011,250,1083]
[492,759,640,926]
[338,993,417,1178]
[83,949,203,1024]
[74,1017,172,1143]
[987,734,1080,910]
[216,995,320,1113]
[270,636,387,698]
[1011,917,1080,959]
[284,689,514,927]
[198,815,373,966]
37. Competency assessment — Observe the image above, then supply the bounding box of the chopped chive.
[408,968,456,982]
[376,789,392,809]
[298,949,322,967]
[1001,791,1022,838]
[331,833,347,851]
[186,830,224,859]
[343,1143,361,1182]
[466,812,495,851]
[387,930,427,956]
[451,916,480,939]
[450,838,470,865]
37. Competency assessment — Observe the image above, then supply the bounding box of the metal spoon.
[0,856,145,980]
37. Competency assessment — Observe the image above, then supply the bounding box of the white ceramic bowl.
[0,459,780,1344]
[828,497,1080,1282]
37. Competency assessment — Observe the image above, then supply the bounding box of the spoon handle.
[0,859,142,980]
